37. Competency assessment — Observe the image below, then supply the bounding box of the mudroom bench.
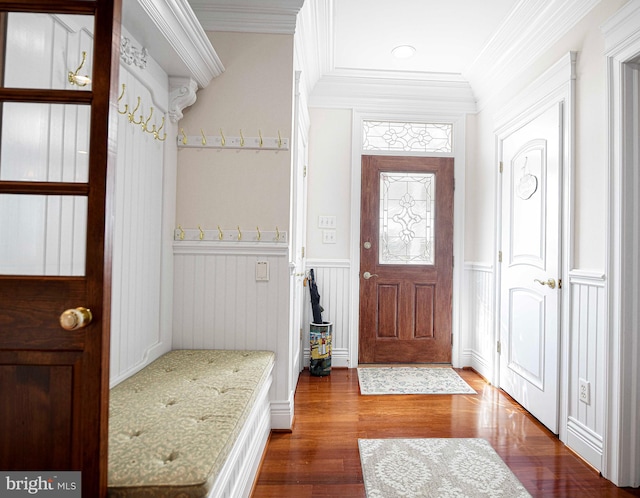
[108,349,275,498]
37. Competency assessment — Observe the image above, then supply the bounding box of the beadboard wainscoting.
[109,28,175,387]
[566,270,606,470]
[172,242,293,429]
[303,260,352,368]
[461,263,495,382]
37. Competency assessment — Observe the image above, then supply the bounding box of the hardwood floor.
[253,368,640,497]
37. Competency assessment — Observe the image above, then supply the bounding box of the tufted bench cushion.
[108,349,275,498]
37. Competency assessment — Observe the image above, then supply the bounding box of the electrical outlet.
[579,378,591,405]
[322,230,336,244]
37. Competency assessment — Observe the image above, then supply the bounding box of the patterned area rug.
[359,438,531,497]
[357,367,476,395]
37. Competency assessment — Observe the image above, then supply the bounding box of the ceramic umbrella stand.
[307,269,332,376]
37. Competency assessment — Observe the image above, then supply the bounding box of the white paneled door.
[499,103,562,434]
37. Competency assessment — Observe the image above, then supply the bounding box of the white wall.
[307,108,352,260]
[173,31,298,429]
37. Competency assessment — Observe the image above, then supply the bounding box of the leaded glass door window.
[380,172,435,265]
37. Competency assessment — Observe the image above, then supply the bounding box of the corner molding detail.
[123,0,224,89]
[169,77,198,122]
[120,37,148,69]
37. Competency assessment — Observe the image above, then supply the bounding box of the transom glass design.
[380,172,435,265]
[363,121,452,153]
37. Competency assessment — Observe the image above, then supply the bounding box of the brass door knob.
[60,307,93,330]
[363,271,379,280]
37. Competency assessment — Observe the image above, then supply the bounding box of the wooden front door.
[0,1,121,496]
[359,155,454,364]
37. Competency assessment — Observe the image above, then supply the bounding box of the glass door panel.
[0,102,91,182]
[379,172,435,265]
[0,194,87,276]
[3,13,94,91]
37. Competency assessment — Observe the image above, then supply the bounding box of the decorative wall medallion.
[120,37,148,69]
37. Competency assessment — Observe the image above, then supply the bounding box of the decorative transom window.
[363,121,453,153]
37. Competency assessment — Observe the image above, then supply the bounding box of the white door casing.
[499,103,562,434]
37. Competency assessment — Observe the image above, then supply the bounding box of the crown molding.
[188,0,305,34]
[123,0,224,89]
[601,0,640,56]
[309,69,476,114]
[465,0,601,110]
[295,0,333,97]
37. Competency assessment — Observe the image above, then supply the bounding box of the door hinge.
[497,341,501,354]
[558,278,562,289]
[301,246,305,258]
[303,165,307,178]
[499,161,503,173]
[498,251,502,263]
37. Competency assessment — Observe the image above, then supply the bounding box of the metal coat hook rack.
[174,225,288,243]
[177,128,289,150]
[118,83,167,141]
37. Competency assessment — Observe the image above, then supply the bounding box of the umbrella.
[308,269,324,323]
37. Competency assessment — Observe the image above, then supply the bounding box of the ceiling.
[187,0,601,107]
[331,0,516,76]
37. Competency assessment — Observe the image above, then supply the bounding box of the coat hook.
[178,225,185,240]
[275,226,280,241]
[180,128,187,145]
[200,129,207,146]
[142,107,154,132]
[198,225,204,240]
[155,117,167,142]
[239,129,245,147]
[129,97,141,124]
[217,225,224,240]
[256,226,261,241]
[68,51,91,86]
[219,128,226,146]
[277,130,282,148]
[237,225,242,240]
[117,83,128,115]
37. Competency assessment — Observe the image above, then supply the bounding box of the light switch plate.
[318,215,336,228]
[255,261,269,281]
[322,230,336,244]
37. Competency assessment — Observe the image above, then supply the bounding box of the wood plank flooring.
[253,368,640,497]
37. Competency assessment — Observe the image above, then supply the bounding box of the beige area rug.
[359,438,531,497]
[357,366,476,395]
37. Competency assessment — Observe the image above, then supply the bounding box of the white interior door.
[499,103,562,434]
[291,72,308,373]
